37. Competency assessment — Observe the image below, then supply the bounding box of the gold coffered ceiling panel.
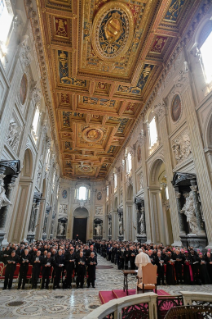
[36,0,200,179]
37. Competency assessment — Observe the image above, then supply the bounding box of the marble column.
[174,187,186,235]
[190,180,205,235]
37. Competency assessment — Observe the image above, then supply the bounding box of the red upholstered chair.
[13,264,20,279]
[39,266,43,279]
[0,262,4,275]
[26,265,33,280]
[0,263,6,280]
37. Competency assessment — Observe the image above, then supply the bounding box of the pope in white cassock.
[135,248,151,279]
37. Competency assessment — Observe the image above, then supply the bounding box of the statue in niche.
[0,181,12,209]
[119,217,123,235]
[95,224,101,236]
[108,220,112,236]
[181,191,198,234]
[51,220,54,234]
[7,121,21,152]
[43,215,48,233]
[139,211,145,234]
[59,223,65,235]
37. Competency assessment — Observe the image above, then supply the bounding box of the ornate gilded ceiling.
[36,0,199,180]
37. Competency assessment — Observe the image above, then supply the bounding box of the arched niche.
[21,148,33,179]
[73,207,89,218]
[57,217,68,237]
[127,184,133,200]
[93,217,103,239]
[149,158,164,186]
[148,158,173,245]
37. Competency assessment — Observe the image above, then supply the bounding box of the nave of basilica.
[0,0,212,318]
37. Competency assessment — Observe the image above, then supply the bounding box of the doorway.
[73,207,89,242]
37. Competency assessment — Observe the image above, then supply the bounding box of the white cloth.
[135,252,151,278]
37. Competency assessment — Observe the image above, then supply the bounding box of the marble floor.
[0,255,212,319]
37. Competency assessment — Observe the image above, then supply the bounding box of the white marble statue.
[95,224,101,236]
[108,221,112,236]
[139,212,145,234]
[59,223,64,235]
[181,191,198,234]
[7,121,20,152]
[0,182,12,209]
[119,218,123,235]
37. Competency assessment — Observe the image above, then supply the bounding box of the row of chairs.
[0,262,81,288]
[0,262,60,287]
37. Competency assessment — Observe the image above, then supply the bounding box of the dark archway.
[73,207,89,242]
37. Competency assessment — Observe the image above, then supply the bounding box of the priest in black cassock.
[87,252,97,288]
[65,248,75,288]
[76,251,86,288]
[3,250,19,289]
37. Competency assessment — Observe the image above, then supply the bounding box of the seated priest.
[135,248,151,282]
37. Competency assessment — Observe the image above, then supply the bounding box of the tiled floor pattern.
[0,254,212,318]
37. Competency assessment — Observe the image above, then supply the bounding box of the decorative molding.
[172,129,192,165]
[19,35,32,69]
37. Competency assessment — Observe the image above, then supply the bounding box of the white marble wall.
[104,5,212,247]
[0,1,60,244]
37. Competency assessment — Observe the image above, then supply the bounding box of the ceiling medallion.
[82,127,103,142]
[92,2,134,61]
[79,164,93,173]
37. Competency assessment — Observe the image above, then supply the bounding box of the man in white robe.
[135,248,151,279]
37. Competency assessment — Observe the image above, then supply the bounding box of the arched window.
[106,185,109,201]
[165,186,169,200]
[127,152,132,174]
[45,148,50,171]
[0,0,13,45]
[200,29,212,84]
[52,171,56,190]
[78,186,87,200]
[149,117,158,147]
[32,107,40,143]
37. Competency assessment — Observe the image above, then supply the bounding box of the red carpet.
[99,289,170,304]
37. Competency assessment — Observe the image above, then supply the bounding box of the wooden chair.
[137,263,157,293]
[0,263,6,280]
[164,305,212,319]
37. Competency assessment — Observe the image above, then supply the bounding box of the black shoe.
[92,286,95,288]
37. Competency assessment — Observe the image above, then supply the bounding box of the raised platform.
[99,289,170,304]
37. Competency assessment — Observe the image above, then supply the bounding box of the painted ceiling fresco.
[37,0,199,179]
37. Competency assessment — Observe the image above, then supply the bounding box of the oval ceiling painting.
[92,2,134,61]
[171,94,182,122]
[20,74,28,105]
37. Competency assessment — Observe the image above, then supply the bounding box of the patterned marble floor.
[0,255,212,319]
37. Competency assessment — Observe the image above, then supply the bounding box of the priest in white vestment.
[135,248,151,279]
